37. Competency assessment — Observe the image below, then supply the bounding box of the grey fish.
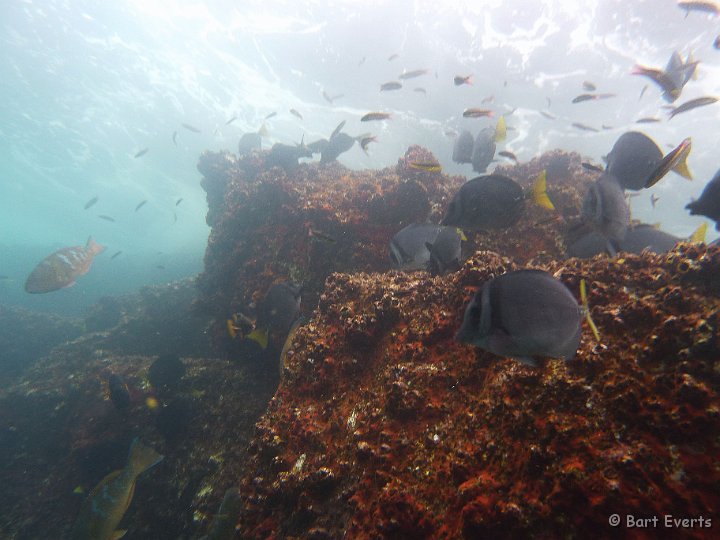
[454,75,472,86]
[620,224,682,254]
[571,93,615,103]
[455,269,585,363]
[172,131,177,145]
[238,132,262,156]
[84,196,98,210]
[668,96,718,119]
[582,81,596,91]
[266,141,313,172]
[581,162,604,173]
[389,224,462,274]
[225,116,237,125]
[605,131,662,190]
[380,81,402,91]
[498,150,518,164]
[175,198,183,206]
[248,282,302,349]
[321,132,355,163]
[289,108,303,120]
[398,69,428,79]
[636,117,661,123]
[134,200,147,212]
[134,148,149,158]
[442,174,525,231]
[414,87,427,94]
[452,130,474,164]
[581,173,630,251]
[110,250,122,260]
[203,488,242,540]
[540,111,556,120]
[686,169,720,229]
[571,122,599,132]
[471,127,496,173]
[98,215,116,222]
[565,223,610,259]
[265,112,277,119]
[181,123,201,133]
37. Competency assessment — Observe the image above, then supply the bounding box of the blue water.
[1,0,718,315]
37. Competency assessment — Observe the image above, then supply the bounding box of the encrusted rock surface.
[235,245,719,538]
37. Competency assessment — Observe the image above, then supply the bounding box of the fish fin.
[112,530,128,539]
[226,319,238,339]
[515,356,537,367]
[580,279,601,343]
[689,222,707,243]
[604,240,618,257]
[127,438,163,477]
[672,155,693,180]
[257,123,268,137]
[494,116,506,142]
[62,280,77,289]
[532,170,555,210]
[456,228,468,241]
[86,237,106,255]
[247,328,269,349]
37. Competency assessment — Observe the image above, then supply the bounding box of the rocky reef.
[1,147,717,539]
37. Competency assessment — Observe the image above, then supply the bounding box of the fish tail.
[127,438,163,477]
[247,328,269,349]
[532,170,555,210]
[258,123,268,137]
[672,153,693,180]
[495,116,506,142]
[86,237,106,256]
[227,318,238,339]
[689,222,707,244]
[580,279,601,343]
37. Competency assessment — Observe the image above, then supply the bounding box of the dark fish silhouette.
[668,96,718,119]
[172,131,177,145]
[135,200,147,212]
[380,81,402,91]
[398,69,427,79]
[361,112,391,121]
[134,148,149,158]
[181,123,201,133]
[498,150,518,164]
[636,117,661,123]
[225,116,237,125]
[175,198,183,206]
[265,112,277,119]
[572,122,599,132]
[98,215,116,222]
[582,81,596,91]
[454,75,472,86]
[452,130,474,164]
[110,251,122,260]
[289,109,303,120]
[84,196,98,210]
[686,169,720,229]
[463,108,493,118]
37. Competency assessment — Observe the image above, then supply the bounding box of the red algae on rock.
[234,245,719,538]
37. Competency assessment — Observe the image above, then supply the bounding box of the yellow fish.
[495,115,506,142]
[70,439,162,540]
[532,170,556,210]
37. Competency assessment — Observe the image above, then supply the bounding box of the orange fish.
[24,237,105,293]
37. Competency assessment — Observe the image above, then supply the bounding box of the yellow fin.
[494,115,506,142]
[455,228,468,241]
[112,530,128,540]
[532,170,555,210]
[580,279,601,343]
[247,328,269,349]
[672,140,693,180]
[226,318,237,339]
[257,122,268,137]
[689,222,707,243]
[72,485,84,494]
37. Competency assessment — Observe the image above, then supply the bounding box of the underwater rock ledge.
[235,245,719,539]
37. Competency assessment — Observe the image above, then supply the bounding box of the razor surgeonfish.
[247,282,302,349]
[441,175,525,230]
[70,439,163,540]
[581,173,630,252]
[471,127,496,173]
[455,270,596,365]
[452,130,474,164]
[619,224,685,254]
[686,169,720,229]
[605,132,663,190]
[389,224,462,274]
[565,223,611,259]
[25,237,105,293]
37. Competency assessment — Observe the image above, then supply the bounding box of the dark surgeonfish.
[389,224,462,275]
[581,173,630,253]
[471,127,496,173]
[247,282,302,349]
[605,132,663,190]
[265,141,313,172]
[620,223,706,254]
[25,237,105,294]
[455,270,596,365]
[70,439,163,540]
[452,130,474,164]
[632,51,697,102]
[238,123,268,156]
[687,169,720,229]
[320,133,356,163]
[442,175,525,230]
[565,223,609,259]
